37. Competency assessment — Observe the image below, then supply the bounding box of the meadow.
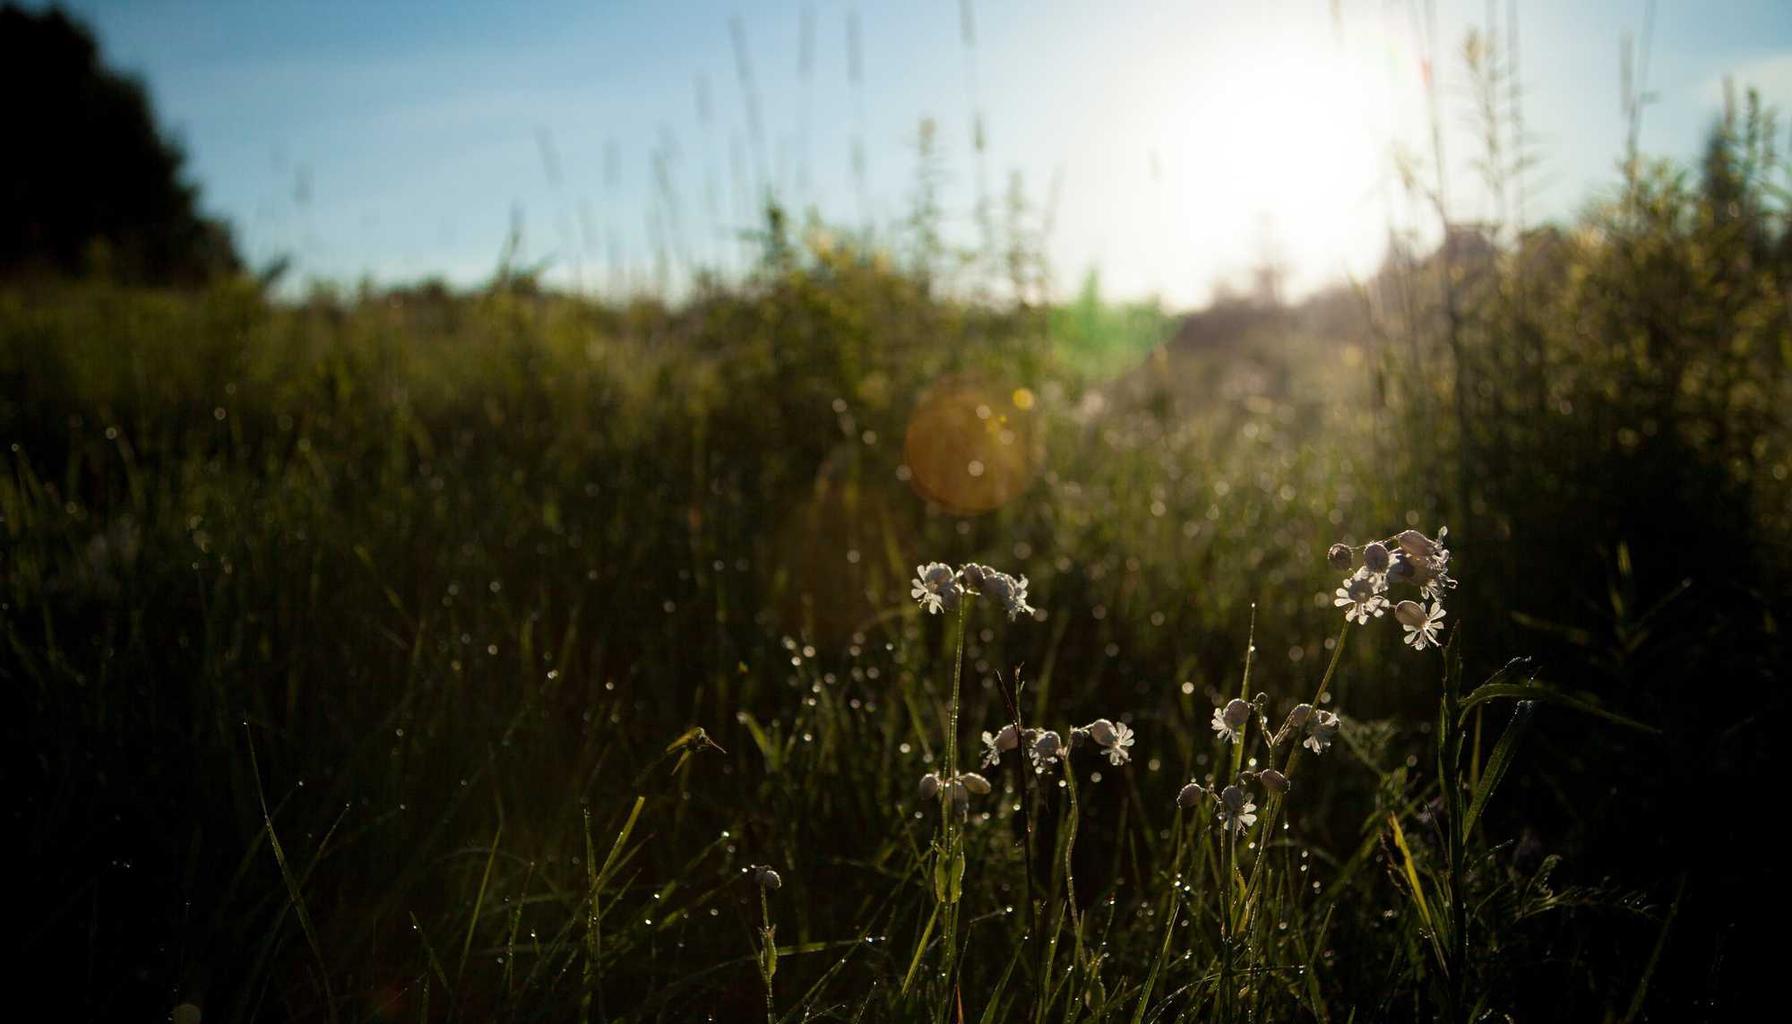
[7,85,1792,1022]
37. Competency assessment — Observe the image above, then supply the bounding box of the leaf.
[931,843,965,905]
[1460,681,1658,734]
[1387,814,1434,935]
[1463,702,1534,836]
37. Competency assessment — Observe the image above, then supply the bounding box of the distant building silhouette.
[2,4,239,284]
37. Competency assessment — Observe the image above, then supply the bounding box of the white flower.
[981,570,1035,621]
[1302,710,1340,754]
[1396,599,1447,650]
[1211,698,1250,744]
[1277,703,1314,745]
[1102,721,1135,766]
[980,723,1020,767]
[1334,571,1389,625]
[1028,729,1063,774]
[910,562,956,614]
[1217,785,1258,833]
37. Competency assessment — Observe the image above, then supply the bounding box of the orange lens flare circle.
[903,377,1042,514]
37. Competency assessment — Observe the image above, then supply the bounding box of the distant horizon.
[46,0,1792,307]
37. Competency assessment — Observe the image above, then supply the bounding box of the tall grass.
[6,55,1790,1024]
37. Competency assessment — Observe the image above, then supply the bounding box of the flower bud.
[755,865,782,890]
[1363,541,1391,573]
[1220,784,1249,811]
[1327,542,1353,570]
[918,772,942,800]
[924,563,957,587]
[1284,703,1314,731]
[960,563,988,588]
[1397,529,1440,561]
[1085,718,1118,747]
[1259,768,1290,794]
[958,772,991,795]
[1178,782,1206,808]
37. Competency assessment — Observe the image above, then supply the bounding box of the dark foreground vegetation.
[5,7,1791,1021]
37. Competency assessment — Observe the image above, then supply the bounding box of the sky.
[48,0,1792,306]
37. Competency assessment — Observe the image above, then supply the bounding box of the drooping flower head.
[1302,709,1340,754]
[1395,599,1447,650]
[1178,781,1208,808]
[1027,729,1063,774]
[980,723,1021,768]
[1217,784,1258,833]
[1211,698,1251,744]
[1277,702,1314,746]
[1096,720,1125,767]
[980,569,1034,621]
[910,562,958,615]
[752,864,783,890]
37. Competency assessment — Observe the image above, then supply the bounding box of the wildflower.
[1395,599,1447,650]
[1334,571,1389,625]
[959,563,989,589]
[752,865,782,890]
[1327,542,1354,570]
[981,570,1035,621]
[918,772,943,800]
[956,771,991,795]
[1217,785,1258,833]
[1178,781,1207,808]
[1028,729,1064,773]
[980,723,1020,767]
[1085,718,1118,746]
[1101,721,1135,766]
[1259,768,1290,795]
[1277,703,1314,745]
[1302,710,1340,754]
[1211,698,1251,743]
[910,562,957,615]
[1394,528,1455,600]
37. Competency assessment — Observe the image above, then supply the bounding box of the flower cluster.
[1178,780,1260,834]
[981,715,1135,773]
[1329,528,1455,650]
[910,561,1034,620]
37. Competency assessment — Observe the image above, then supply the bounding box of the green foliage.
[5,71,1789,1024]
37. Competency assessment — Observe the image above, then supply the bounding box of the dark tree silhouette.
[2,4,239,284]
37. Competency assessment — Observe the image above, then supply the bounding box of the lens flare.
[903,376,1042,514]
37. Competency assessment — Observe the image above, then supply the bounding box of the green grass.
[6,98,1791,1022]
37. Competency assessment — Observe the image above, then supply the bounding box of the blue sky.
[50,0,1792,305]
